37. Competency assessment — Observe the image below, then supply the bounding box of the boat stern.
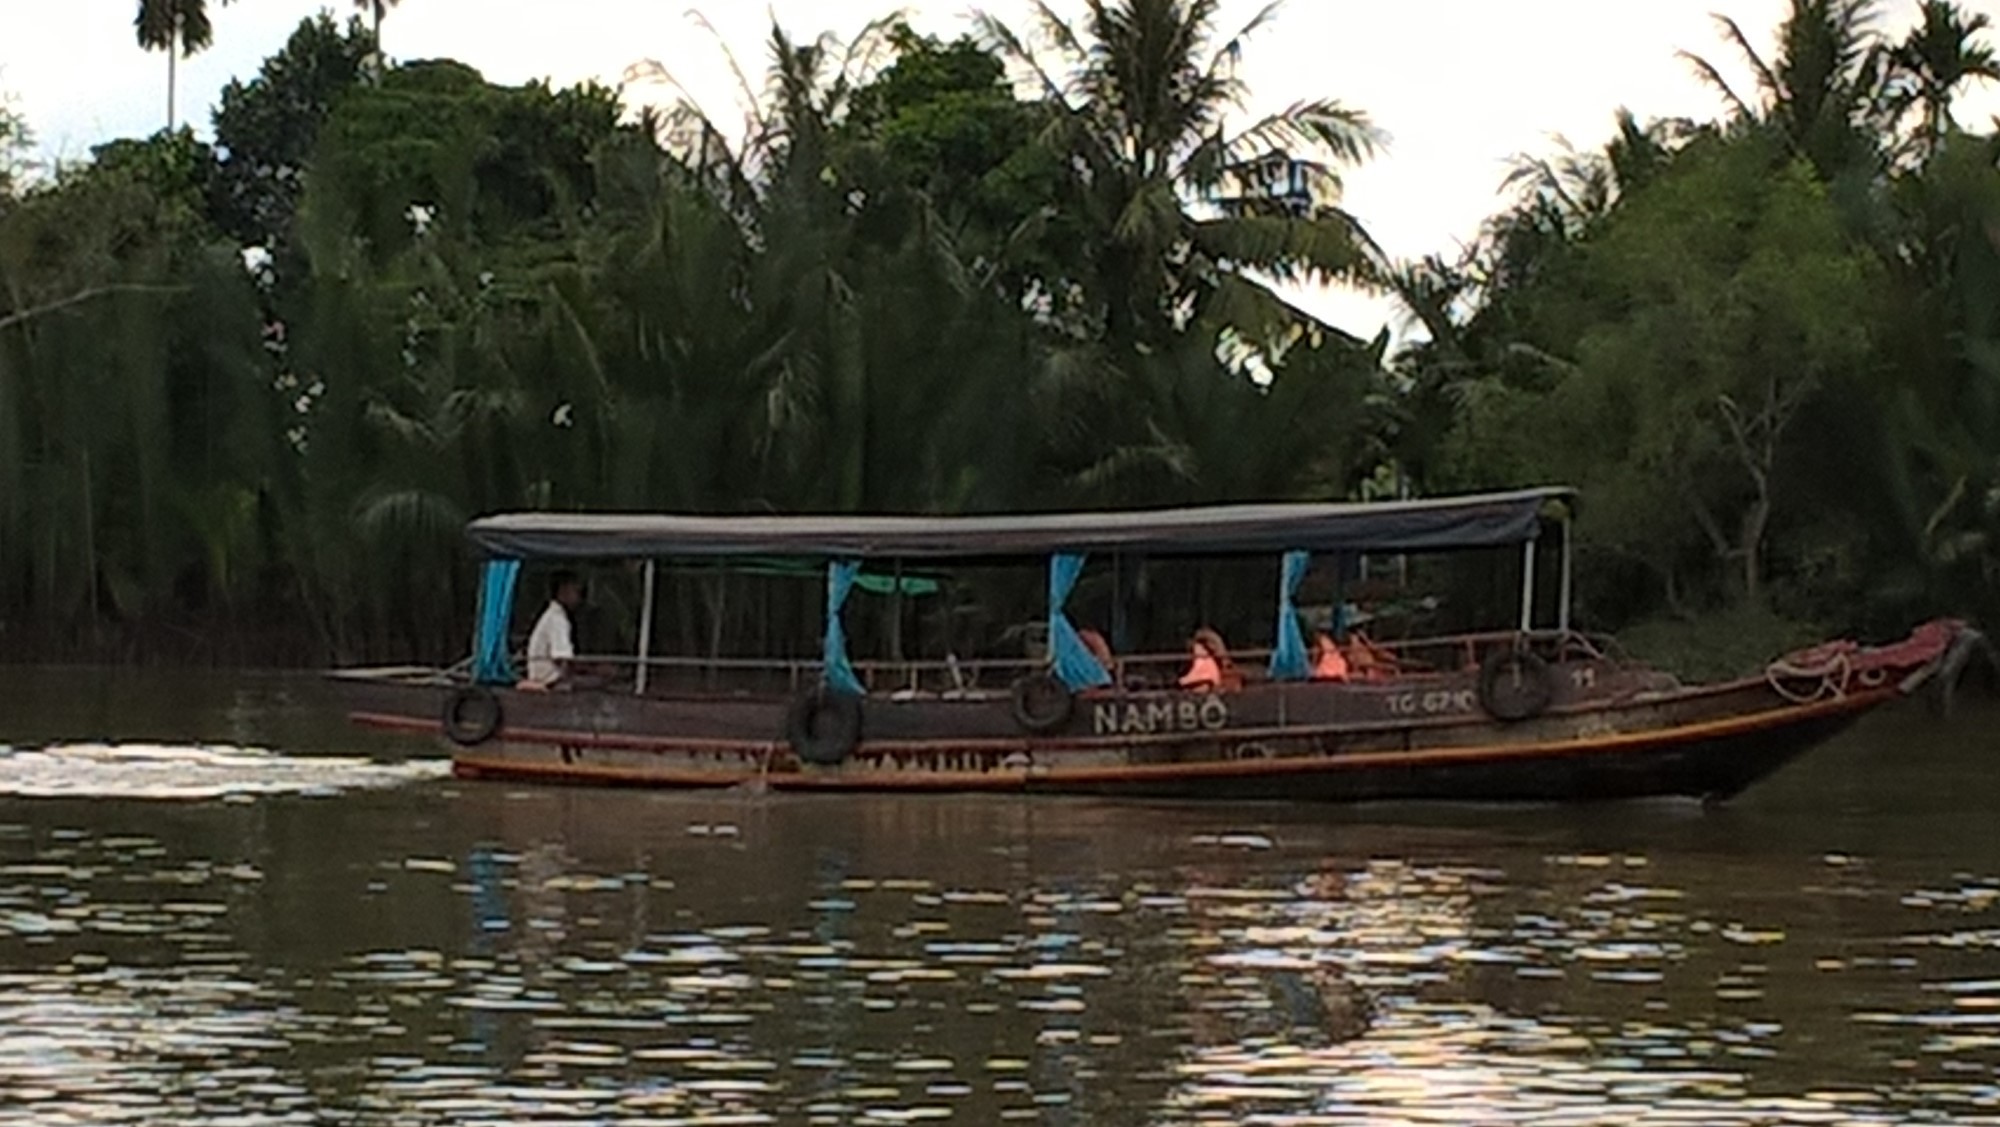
[324,666,458,736]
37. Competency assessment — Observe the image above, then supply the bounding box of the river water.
[0,667,1997,1125]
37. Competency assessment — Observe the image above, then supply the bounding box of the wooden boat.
[332,488,1981,803]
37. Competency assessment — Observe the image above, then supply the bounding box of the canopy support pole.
[1111,554,1125,654]
[1519,538,1538,634]
[889,558,906,664]
[635,560,657,696]
[1557,519,1573,635]
[1332,557,1347,639]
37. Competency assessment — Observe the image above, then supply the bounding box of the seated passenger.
[1078,627,1116,677]
[518,570,613,692]
[1344,630,1400,682]
[1310,632,1351,682]
[520,570,583,690]
[1180,627,1244,691]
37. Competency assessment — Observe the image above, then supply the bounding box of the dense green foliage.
[2,0,1998,667]
[1397,0,2000,645]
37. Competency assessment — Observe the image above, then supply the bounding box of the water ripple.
[0,785,1997,1123]
[0,744,447,800]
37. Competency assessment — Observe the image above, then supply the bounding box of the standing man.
[526,570,584,688]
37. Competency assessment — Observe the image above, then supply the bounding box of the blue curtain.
[823,560,866,696]
[1269,550,1311,681]
[1050,553,1112,691]
[472,558,522,685]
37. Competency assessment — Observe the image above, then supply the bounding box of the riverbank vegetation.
[1,0,1996,668]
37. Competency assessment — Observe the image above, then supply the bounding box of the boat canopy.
[464,487,1576,562]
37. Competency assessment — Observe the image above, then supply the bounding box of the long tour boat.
[331,488,1984,803]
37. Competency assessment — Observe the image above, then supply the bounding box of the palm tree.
[1678,0,1893,181]
[975,0,1382,358]
[1888,1,2000,159]
[354,0,404,73]
[135,0,225,131]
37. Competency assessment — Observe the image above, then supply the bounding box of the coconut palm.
[1888,1,2000,159]
[976,0,1383,355]
[135,0,226,130]
[1678,0,1893,181]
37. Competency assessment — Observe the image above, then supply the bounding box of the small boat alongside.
[331,488,1979,803]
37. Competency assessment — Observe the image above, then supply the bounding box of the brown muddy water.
[0,666,1998,1125]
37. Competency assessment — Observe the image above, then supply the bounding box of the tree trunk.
[1739,492,1769,604]
[1662,562,1689,620]
[1677,475,1732,564]
[166,39,177,131]
[80,448,96,640]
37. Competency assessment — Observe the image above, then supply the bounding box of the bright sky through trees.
[6,0,1995,337]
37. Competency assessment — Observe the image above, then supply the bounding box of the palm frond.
[1188,211,1373,285]
[1678,47,1761,121]
[351,487,465,544]
[1029,0,1095,71]
[360,395,442,449]
[1070,420,1199,494]
[1712,12,1785,103]
[549,278,612,399]
[1204,1,1284,82]
[971,12,1065,108]
[1256,100,1384,167]
[1112,178,1185,248]
[1200,273,1334,355]
[687,10,764,141]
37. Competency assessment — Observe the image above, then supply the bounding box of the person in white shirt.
[525,570,584,687]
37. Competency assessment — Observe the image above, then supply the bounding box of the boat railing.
[556,628,1617,699]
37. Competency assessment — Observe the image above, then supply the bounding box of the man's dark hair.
[549,569,582,599]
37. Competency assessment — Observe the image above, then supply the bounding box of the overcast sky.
[4,0,1996,336]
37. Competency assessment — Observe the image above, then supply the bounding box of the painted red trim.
[438,688,1888,791]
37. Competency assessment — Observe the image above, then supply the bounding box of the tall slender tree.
[135,0,226,130]
[353,0,404,72]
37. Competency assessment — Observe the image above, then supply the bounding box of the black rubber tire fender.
[1478,650,1556,722]
[1010,673,1076,735]
[442,686,504,746]
[787,689,863,767]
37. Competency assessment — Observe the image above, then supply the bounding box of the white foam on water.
[0,743,450,800]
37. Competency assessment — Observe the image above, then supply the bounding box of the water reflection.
[0,676,1997,1123]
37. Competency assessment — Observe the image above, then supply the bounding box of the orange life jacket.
[1182,629,1243,691]
[1311,635,1350,681]
[1180,651,1224,689]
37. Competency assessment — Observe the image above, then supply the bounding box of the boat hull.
[428,692,1875,804]
[336,619,1970,804]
